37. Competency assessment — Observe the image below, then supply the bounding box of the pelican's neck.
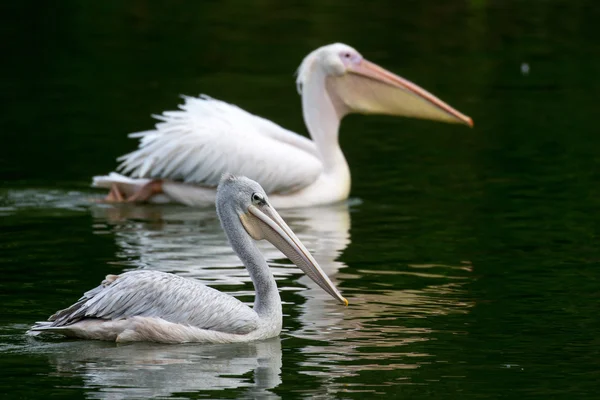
[220,211,282,319]
[301,70,349,177]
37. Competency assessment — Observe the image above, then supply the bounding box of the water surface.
[1,1,599,398]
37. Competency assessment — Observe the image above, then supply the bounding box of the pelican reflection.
[31,337,282,399]
[89,200,352,286]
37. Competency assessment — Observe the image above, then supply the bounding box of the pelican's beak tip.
[466,117,474,128]
[342,297,349,307]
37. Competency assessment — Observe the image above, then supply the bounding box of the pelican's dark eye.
[343,52,351,58]
[251,193,265,205]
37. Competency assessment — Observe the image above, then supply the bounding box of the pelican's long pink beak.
[327,59,473,127]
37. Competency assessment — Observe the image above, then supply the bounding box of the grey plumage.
[44,270,258,335]
[28,174,345,343]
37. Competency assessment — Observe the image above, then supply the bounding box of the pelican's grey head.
[216,173,268,218]
[216,173,348,306]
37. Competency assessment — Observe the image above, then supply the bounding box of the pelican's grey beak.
[326,59,473,127]
[241,205,348,306]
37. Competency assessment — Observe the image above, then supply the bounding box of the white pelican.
[28,175,347,343]
[93,43,473,208]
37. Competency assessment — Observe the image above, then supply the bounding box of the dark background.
[1,0,600,398]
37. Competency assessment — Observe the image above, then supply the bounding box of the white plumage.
[117,96,322,194]
[94,43,473,208]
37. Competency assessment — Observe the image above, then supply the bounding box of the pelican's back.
[29,270,259,339]
[114,95,322,194]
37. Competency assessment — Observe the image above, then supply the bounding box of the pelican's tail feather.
[91,172,171,203]
[26,321,116,340]
[26,322,59,336]
[92,172,150,191]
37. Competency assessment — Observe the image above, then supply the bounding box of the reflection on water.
[2,0,599,395]
[0,189,92,216]
[2,190,476,397]
[292,263,474,393]
[89,200,353,289]
[24,336,282,399]
[90,199,475,393]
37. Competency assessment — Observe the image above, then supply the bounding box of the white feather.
[116,96,322,194]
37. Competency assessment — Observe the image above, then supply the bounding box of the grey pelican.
[28,175,347,343]
[93,42,473,209]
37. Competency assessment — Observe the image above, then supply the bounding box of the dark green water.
[2,1,600,398]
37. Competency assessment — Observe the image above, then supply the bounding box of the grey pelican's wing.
[46,270,259,335]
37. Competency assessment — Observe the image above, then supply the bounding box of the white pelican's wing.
[39,270,258,335]
[117,96,322,194]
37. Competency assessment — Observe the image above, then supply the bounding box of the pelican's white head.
[295,42,473,127]
[296,43,362,93]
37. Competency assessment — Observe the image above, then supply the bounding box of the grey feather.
[27,175,334,343]
[42,270,258,335]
